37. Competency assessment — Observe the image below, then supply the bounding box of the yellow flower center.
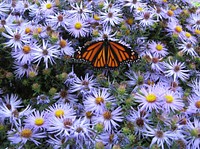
[21,129,32,138]
[163,0,167,2]
[23,45,31,54]
[59,40,67,48]
[194,29,200,35]
[164,95,174,103]
[175,26,182,33]
[167,10,174,16]
[156,44,163,51]
[137,7,143,12]
[55,109,65,117]
[95,97,104,105]
[145,93,157,103]
[25,27,31,34]
[46,3,52,9]
[185,32,191,38]
[34,117,44,126]
[93,14,100,21]
[195,100,200,109]
[37,27,42,33]
[74,22,82,30]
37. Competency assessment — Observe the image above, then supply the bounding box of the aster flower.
[162,7,178,22]
[166,20,183,38]
[186,95,200,115]
[36,94,50,105]
[96,26,117,41]
[53,89,77,105]
[58,38,74,57]
[177,41,198,57]
[0,94,34,127]
[10,0,29,14]
[184,118,200,149]
[146,54,164,72]
[47,103,75,119]
[160,89,184,113]
[133,3,148,15]
[144,125,175,149]
[67,2,92,20]
[11,43,36,64]
[70,118,94,147]
[159,77,183,93]
[135,11,156,28]
[144,70,163,84]
[32,39,60,68]
[149,5,165,21]
[127,108,152,138]
[66,18,90,38]
[64,70,78,86]
[1,94,22,109]
[148,41,168,57]
[123,0,145,12]
[40,0,57,16]
[187,13,200,30]
[125,70,145,89]
[47,115,76,137]
[164,114,186,140]
[134,85,162,112]
[13,61,36,78]
[100,7,123,27]
[24,110,49,131]
[0,1,10,17]
[69,73,99,95]
[96,131,122,149]
[46,13,69,29]
[180,31,197,44]
[7,126,46,146]
[2,26,31,50]
[163,60,190,81]
[84,88,116,115]
[94,107,123,132]
[28,4,44,22]
[6,15,29,30]
[188,78,200,95]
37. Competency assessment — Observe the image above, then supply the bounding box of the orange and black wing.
[75,40,138,68]
[107,41,138,68]
[75,41,107,68]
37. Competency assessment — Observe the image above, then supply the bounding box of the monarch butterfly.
[75,38,138,68]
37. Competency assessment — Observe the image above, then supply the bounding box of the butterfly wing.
[107,41,138,68]
[76,41,107,68]
[76,40,138,68]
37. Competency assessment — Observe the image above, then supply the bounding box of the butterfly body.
[76,38,138,68]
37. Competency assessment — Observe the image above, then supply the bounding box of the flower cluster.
[0,0,200,149]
